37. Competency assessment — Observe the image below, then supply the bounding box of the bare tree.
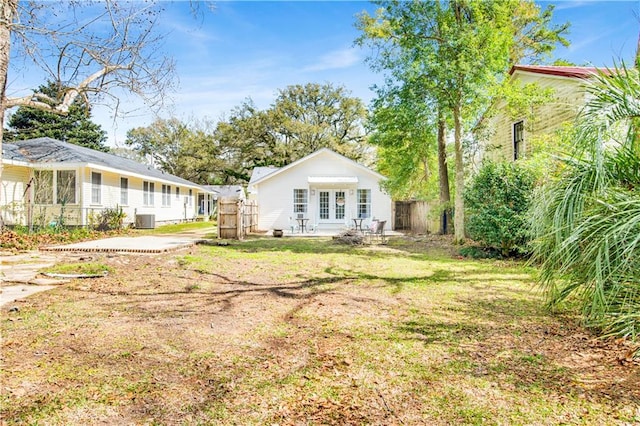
[0,0,177,226]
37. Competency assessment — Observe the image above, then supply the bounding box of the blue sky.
[7,1,640,147]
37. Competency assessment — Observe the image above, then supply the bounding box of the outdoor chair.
[364,220,387,244]
[288,216,299,233]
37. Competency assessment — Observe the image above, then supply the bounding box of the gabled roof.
[250,148,384,187]
[509,65,609,79]
[3,137,205,189]
[249,166,280,186]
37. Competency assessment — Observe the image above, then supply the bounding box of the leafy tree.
[465,161,537,256]
[531,65,640,342]
[126,118,190,176]
[271,83,370,162]
[5,82,108,151]
[213,99,282,182]
[356,0,569,242]
[128,83,371,185]
[125,118,224,183]
[212,83,371,182]
[368,83,439,201]
[109,146,149,164]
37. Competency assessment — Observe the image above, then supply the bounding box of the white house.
[248,148,392,232]
[1,137,214,228]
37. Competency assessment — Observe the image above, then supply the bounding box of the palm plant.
[530,64,640,343]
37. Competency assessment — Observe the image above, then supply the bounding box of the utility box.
[135,214,156,229]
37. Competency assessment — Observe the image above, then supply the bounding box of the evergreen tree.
[5,82,108,152]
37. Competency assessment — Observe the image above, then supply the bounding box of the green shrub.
[464,161,537,257]
[90,206,126,231]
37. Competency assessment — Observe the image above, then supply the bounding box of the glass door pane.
[335,191,345,220]
[319,191,329,220]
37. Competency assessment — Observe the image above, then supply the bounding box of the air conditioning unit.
[135,214,155,229]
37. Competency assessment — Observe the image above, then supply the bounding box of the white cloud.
[552,1,591,12]
[303,47,361,72]
[566,26,619,54]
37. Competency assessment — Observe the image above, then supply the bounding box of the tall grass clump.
[530,64,640,343]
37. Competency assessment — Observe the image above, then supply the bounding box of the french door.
[318,190,346,223]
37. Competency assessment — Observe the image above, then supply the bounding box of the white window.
[120,177,128,205]
[162,184,171,207]
[188,189,193,206]
[91,172,101,204]
[34,170,53,204]
[56,170,76,204]
[513,121,524,160]
[357,189,371,219]
[143,181,155,206]
[175,187,180,200]
[293,189,308,215]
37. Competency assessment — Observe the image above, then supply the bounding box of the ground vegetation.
[1,236,638,424]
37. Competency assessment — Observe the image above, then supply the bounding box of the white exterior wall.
[1,165,30,225]
[81,167,198,226]
[254,151,392,231]
[2,159,203,227]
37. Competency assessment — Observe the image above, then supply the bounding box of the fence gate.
[217,198,258,240]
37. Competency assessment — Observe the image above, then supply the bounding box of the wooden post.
[236,199,243,240]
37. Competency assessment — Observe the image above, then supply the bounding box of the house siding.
[254,150,392,231]
[81,168,198,226]
[1,164,200,227]
[1,165,30,225]
[484,72,589,162]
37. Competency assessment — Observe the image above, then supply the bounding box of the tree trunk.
[453,101,465,243]
[437,113,451,234]
[0,0,17,228]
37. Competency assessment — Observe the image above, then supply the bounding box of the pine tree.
[5,81,108,152]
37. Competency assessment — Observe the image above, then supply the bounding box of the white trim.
[308,176,358,184]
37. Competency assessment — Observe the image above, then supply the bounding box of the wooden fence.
[217,198,258,239]
[394,200,439,234]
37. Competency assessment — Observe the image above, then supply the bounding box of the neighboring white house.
[247,148,392,232]
[1,137,214,228]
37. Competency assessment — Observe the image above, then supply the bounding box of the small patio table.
[352,218,364,232]
[296,218,309,233]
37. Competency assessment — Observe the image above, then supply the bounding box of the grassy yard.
[1,236,638,425]
[135,220,217,236]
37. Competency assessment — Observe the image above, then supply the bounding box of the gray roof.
[3,137,204,189]
[3,143,29,162]
[202,185,246,199]
[249,166,280,185]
